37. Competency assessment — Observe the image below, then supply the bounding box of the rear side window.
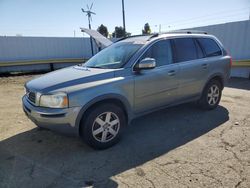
[197,38,222,57]
[194,39,205,59]
[140,40,173,67]
[172,38,198,63]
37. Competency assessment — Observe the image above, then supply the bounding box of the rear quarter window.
[197,38,222,57]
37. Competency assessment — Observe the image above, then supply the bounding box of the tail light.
[229,56,232,67]
[225,49,232,67]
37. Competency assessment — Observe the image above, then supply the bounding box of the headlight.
[39,93,68,108]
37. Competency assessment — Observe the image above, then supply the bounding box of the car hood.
[26,66,115,93]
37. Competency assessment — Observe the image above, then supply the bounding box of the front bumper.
[22,96,81,136]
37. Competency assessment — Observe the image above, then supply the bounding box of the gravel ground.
[0,75,249,188]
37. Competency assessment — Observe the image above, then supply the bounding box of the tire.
[80,103,126,150]
[198,79,222,110]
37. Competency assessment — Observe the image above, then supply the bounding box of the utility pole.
[122,0,126,37]
[87,11,94,56]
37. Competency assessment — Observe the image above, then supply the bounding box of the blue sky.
[0,0,249,37]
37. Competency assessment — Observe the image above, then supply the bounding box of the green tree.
[97,24,109,38]
[112,26,125,38]
[142,23,151,35]
[112,26,131,38]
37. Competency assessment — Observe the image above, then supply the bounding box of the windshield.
[84,41,143,69]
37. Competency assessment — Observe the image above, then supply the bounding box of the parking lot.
[0,75,249,188]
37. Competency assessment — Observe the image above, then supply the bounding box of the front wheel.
[80,103,126,150]
[198,80,222,110]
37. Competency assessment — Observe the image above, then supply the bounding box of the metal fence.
[0,36,96,73]
[191,20,250,78]
[191,20,250,60]
[1,20,250,77]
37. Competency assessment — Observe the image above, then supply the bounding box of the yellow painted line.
[232,60,250,67]
[1,58,249,67]
[0,58,88,67]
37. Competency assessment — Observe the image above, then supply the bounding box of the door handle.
[202,64,208,69]
[168,70,176,76]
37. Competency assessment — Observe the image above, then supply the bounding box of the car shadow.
[226,78,250,90]
[0,104,229,188]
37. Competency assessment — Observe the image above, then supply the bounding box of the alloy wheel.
[207,84,220,105]
[92,112,120,143]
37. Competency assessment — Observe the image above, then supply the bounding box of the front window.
[139,40,173,67]
[84,41,143,69]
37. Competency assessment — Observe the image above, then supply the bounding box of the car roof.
[118,35,152,44]
[119,31,215,44]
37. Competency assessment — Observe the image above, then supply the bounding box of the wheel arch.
[211,75,224,89]
[203,73,225,92]
[198,73,224,110]
[75,94,132,136]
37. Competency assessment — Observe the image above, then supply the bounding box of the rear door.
[134,39,180,113]
[171,37,208,100]
[196,37,225,78]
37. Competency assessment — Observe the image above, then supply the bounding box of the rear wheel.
[198,79,222,110]
[80,103,126,150]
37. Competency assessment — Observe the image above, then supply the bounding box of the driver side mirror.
[134,58,156,72]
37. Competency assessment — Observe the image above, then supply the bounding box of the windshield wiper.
[86,65,107,69]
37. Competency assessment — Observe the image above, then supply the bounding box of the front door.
[134,39,180,113]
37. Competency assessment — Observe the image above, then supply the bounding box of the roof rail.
[148,33,159,40]
[115,34,153,43]
[115,30,208,42]
[146,30,208,41]
[164,30,208,34]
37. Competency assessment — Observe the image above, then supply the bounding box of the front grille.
[28,91,36,104]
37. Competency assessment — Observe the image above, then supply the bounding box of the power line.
[169,12,249,28]
[122,7,249,34]
[160,7,250,27]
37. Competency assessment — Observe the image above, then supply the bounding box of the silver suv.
[23,32,231,149]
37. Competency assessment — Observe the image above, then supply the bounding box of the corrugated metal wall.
[1,21,249,77]
[0,36,94,62]
[191,20,250,60]
[191,20,250,78]
[0,36,98,73]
